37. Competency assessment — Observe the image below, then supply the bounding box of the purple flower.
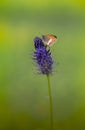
[34,37,44,49]
[33,37,53,75]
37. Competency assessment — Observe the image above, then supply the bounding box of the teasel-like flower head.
[33,37,53,75]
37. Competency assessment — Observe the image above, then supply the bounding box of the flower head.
[34,37,44,49]
[33,37,53,75]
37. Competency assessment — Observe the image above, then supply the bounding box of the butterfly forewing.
[42,34,57,46]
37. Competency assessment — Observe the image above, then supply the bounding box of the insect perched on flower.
[42,34,57,47]
[33,35,58,130]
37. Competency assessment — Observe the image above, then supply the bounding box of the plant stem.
[47,74,53,130]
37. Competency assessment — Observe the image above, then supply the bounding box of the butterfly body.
[42,34,57,47]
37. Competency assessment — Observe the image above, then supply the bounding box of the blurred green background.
[0,0,85,130]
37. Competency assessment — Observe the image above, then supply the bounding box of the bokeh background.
[0,0,85,130]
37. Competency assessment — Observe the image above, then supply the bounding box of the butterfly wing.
[42,34,57,46]
[42,35,50,46]
[42,35,49,42]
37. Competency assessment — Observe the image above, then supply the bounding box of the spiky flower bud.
[33,37,53,75]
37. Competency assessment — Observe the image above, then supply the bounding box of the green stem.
[47,74,53,130]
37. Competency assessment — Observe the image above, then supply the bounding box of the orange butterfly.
[42,34,57,47]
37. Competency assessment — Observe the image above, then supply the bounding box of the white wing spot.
[47,39,52,45]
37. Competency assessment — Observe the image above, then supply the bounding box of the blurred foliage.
[0,0,85,130]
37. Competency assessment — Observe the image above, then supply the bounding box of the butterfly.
[42,34,57,47]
